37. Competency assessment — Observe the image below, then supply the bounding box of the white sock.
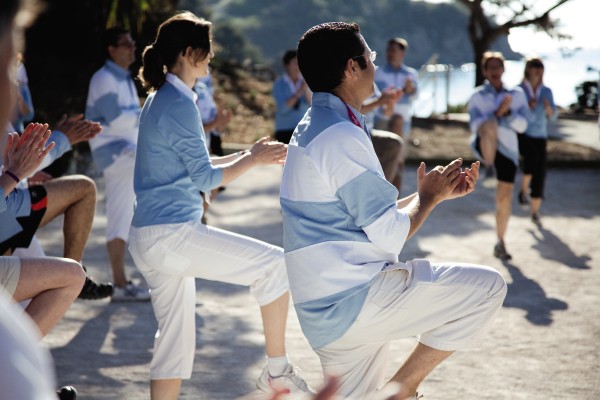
[267,354,289,377]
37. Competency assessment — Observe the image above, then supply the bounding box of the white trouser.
[128,221,289,379]
[316,259,507,399]
[103,150,136,242]
[0,256,21,296]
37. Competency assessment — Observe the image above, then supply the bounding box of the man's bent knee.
[61,258,86,289]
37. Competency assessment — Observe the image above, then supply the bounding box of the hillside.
[198,0,520,72]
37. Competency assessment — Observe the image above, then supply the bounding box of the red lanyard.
[343,102,371,139]
[344,103,362,128]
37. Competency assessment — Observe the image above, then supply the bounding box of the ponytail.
[138,44,165,92]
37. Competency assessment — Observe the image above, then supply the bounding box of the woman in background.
[518,57,557,225]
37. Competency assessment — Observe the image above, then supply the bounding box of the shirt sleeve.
[544,87,558,122]
[158,99,223,193]
[312,124,409,254]
[86,73,139,135]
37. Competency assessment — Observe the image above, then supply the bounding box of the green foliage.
[22,0,178,123]
[573,81,598,113]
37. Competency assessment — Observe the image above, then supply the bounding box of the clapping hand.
[54,113,102,145]
[496,95,512,117]
[3,123,55,180]
[416,158,463,205]
[448,160,480,199]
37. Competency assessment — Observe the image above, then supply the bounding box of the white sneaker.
[111,281,151,302]
[256,364,315,395]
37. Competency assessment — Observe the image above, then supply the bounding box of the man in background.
[85,27,149,301]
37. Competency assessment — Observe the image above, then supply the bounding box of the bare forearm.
[218,152,255,185]
[211,150,248,166]
[396,192,418,209]
[0,174,19,195]
[403,193,437,240]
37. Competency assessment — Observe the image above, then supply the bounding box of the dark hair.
[481,51,505,70]
[138,11,212,92]
[102,26,129,60]
[524,57,544,81]
[387,37,408,51]
[297,22,365,93]
[282,49,297,66]
[0,0,19,36]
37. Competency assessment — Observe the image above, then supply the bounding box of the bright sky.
[414,0,598,54]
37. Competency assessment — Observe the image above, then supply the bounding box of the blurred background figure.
[85,27,149,302]
[517,57,556,226]
[272,49,311,144]
[11,52,34,132]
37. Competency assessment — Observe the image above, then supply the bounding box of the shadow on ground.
[502,261,569,325]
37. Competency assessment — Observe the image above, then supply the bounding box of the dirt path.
[38,164,599,399]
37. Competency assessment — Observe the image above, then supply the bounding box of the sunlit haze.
[413,0,597,54]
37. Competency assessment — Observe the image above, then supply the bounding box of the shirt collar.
[104,60,131,79]
[483,80,508,94]
[312,92,368,133]
[166,73,198,103]
[521,79,542,100]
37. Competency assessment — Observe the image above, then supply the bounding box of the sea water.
[412,47,600,117]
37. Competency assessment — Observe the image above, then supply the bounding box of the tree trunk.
[474,40,488,87]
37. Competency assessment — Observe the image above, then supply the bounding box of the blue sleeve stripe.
[336,169,398,227]
[87,92,121,125]
[281,197,369,252]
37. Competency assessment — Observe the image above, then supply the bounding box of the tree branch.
[498,0,570,31]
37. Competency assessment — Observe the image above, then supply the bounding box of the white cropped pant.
[316,259,507,399]
[129,221,289,379]
[103,150,136,242]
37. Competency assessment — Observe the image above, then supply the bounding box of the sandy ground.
[34,161,600,400]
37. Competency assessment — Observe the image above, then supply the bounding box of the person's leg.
[39,175,96,261]
[371,129,404,195]
[493,153,517,259]
[318,260,506,399]
[128,225,197,400]
[389,115,409,192]
[529,138,547,222]
[103,153,136,288]
[128,222,302,398]
[477,120,498,170]
[520,174,532,199]
[389,114,405,138]
[107,239,127,286]
[150,380,181,400]
[387,343,453,398]
[496,181,513,240]
[518,134,534,205]
[260,292,289,358]
[12,257,86,337]
[173,223,290,358]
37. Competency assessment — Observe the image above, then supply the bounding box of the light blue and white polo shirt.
[280,92,410,350]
